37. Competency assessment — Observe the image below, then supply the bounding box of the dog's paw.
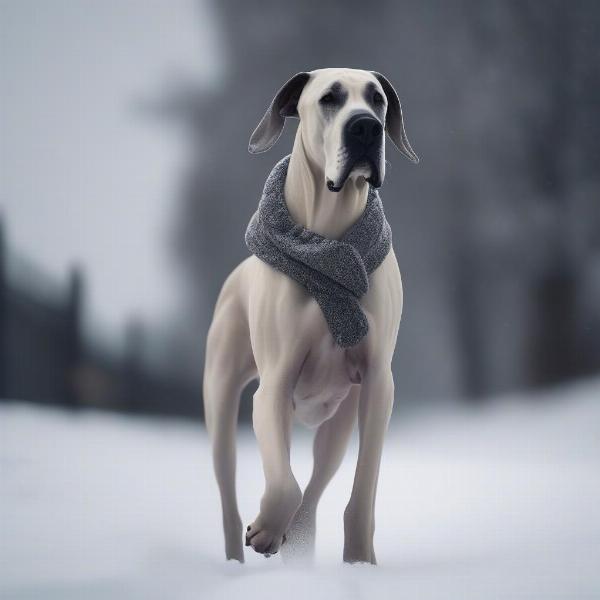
[343,505,376,565]
[245,484,302,556]
[343,544,377,565]
[245,522,286,556]
[223,513,244,562]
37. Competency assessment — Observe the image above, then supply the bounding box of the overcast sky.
[0,0,221,332]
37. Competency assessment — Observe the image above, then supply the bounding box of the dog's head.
[249,68,418,191]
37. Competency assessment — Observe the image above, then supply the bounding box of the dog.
[204,68,418,564]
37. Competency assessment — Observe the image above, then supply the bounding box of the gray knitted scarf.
[245,155,392,348]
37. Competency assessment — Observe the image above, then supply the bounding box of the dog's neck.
[284,128,369,240]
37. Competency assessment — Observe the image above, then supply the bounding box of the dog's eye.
[320,92,335,105]
[373,91,384,105]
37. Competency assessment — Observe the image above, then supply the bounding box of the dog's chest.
[292,336,362,428]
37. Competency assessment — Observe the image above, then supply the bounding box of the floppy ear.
[248,72,311,154]
[371,72,419,164]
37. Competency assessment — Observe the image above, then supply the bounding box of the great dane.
[204,68,418,564]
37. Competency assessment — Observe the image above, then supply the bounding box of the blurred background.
[1,0,600,418]
[1,1,600,598]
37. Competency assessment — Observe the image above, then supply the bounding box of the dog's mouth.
[327,156,382,193]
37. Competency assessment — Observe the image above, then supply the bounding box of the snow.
[1,382,600,599]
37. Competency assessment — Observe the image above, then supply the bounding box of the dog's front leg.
[343,367,394,564]
[246,375,302,556]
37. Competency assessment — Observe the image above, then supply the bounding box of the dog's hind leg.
[204,295,255,563]
[281,386,359,563]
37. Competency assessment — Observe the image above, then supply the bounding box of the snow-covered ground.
[1,381,600,600]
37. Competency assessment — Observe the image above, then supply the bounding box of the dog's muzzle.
[328,112,384,192]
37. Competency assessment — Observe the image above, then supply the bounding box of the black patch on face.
[319,81,348,119]
[336,110,384,190]
[363,81,386,120]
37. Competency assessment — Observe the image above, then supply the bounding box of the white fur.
[297,68,387,192]
[204,68,403,564]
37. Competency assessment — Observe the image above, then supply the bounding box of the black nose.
[346,113,383,147]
